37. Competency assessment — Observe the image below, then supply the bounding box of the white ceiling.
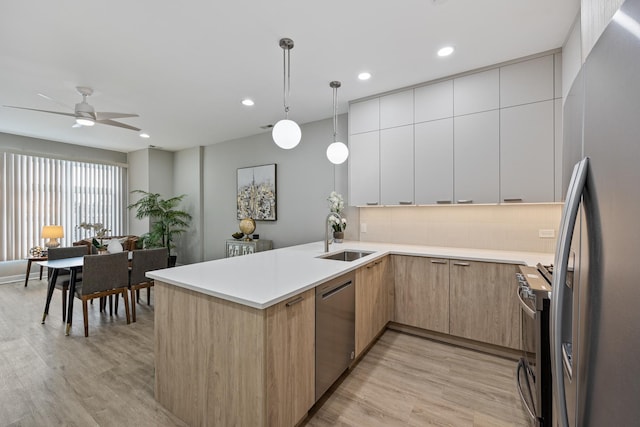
[0,0,579,153]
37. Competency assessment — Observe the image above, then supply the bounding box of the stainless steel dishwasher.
[315,271,355,401]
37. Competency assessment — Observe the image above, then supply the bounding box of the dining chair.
[74,251,130,337]
[128,248,167,322]
[47,246,88,322]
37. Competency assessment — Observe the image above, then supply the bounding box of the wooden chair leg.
[147,286,151,305]
[136,289,140,303]
[122,289,131,324]
[82,299,89,337]
[114,293,119,314]
[130,288,137,323]
[109,295,113,316]
[62,288,67,323]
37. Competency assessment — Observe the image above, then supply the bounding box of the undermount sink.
[318,250,374,262]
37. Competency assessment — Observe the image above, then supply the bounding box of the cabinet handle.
[430,259,447,264]
[285,296,304,307]
[503,198,523,203]
[399,201,413,205]
[366,202,379,206]
[457,199,473,204]
[453,262,470,267]
[436,200,452,204]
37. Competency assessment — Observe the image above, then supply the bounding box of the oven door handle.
[516,358,537,421]
[517,287,537,320]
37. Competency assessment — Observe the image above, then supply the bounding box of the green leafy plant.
[127,190,192,260]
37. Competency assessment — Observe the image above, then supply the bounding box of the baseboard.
[387,322,525,361]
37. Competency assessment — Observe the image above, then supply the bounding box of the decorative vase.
[333,231,344,243]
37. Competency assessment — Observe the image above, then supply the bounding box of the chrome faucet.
[325,212,342,252]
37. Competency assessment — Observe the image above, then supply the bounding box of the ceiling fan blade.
[3,105,76,118]
[37,93,74,110]
[96,119,141,131]
[95,112,139,120]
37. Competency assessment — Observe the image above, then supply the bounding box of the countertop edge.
[148,241,553,309]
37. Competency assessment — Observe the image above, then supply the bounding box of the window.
[1,152,126,261]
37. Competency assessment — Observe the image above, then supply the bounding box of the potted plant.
[128,190,192,267]
[327,191,347,243]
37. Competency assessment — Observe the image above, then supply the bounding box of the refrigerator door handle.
[550,157,589,427]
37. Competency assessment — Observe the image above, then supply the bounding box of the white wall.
[563,13,583,101]
[202,115,350,260]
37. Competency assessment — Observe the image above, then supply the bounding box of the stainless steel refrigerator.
[551,0,640,425]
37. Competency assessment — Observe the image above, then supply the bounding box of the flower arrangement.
[77,222,110,243]
[327,191,347,232]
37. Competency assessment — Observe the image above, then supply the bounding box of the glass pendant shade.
[272,119,301,149]
[326,141,349,164]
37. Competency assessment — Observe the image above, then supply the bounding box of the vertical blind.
[0,152,125,261]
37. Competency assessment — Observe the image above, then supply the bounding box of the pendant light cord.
[283,46,291,118]
[333,85,337,142]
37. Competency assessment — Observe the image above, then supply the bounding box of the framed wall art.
[237,164,277,221]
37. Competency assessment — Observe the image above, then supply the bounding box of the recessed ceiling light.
[358,72,372,81]
[242,98,255,106]
[437,46,455,57]
[139,132,150,139]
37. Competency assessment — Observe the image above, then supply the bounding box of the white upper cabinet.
[454,110,500,204]
[554,98,563,201]
[380,125,414,205]
[348,52,561,206]
[415,119,454,204]
[350,98,379,134]
[453,69,499,116]
[380,90,414,129]
[500,55,554,107]
[349,131,380,206]
[500,101,555,203]
[414,80,453,123]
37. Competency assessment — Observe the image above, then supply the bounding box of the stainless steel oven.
[516,264,553,426]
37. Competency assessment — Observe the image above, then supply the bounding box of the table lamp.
[42,225,64,248]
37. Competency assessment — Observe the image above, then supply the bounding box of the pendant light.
[326,81,349,164]
[272,38,301,149]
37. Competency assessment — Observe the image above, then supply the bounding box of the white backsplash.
[358,204,562,253]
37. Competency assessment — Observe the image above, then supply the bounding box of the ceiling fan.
[4,86,140,131]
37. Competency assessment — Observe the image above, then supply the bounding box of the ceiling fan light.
[327,142,349,164]
[76,117,95,127]
[272,119,301,149]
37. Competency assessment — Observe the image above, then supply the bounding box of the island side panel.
[155,281,266,426]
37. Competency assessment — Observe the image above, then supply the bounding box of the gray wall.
[173,146,204,264]
[0,131,127,164]
[203,114,350,260]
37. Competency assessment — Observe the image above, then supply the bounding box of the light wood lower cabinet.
[355,256,393,357]
[266,288,315,426]
[393,255,450,334]
[449,260,520,349]
[155,282,314,427]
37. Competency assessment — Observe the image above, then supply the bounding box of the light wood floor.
[1,279,529,427]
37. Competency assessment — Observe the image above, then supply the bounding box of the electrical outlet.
[539,229,555,238]
[360,223,367,233]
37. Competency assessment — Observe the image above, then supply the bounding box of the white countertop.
[147,241,554,310]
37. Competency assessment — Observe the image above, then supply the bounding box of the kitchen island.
[148,241,552,426]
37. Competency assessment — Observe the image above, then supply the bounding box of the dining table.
[38,256,84,335]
